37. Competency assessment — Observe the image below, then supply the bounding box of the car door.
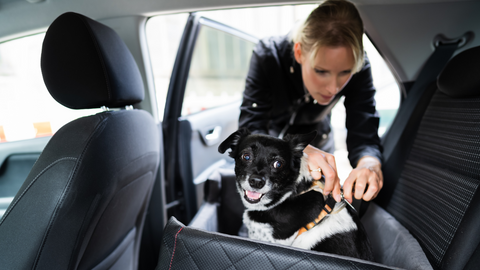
[162,13,257,224]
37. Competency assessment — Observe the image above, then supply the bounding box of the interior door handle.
[203,126,222,146]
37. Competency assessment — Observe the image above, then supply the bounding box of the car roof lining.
[0,0,478,85]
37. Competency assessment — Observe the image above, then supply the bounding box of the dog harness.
[296,180,356,238]
[297,195,337,237]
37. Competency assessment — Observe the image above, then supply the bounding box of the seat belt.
[382,42,460,162]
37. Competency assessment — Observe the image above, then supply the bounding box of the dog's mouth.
[244,190,264,204]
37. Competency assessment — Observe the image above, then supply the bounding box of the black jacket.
[239,35,382,167]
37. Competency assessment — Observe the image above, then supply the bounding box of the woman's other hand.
[304,144,342,202]
[342,156,383,203]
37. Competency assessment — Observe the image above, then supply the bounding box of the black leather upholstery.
[0,12,160,270]
[158,217,396,270]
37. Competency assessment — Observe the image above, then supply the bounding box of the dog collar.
[296,195,337,237]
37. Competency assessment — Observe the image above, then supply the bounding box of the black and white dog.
[218,128,373,261]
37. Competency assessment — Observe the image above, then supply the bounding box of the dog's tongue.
[246,190,262,200]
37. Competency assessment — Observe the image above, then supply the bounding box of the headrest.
[437,46,480,98]
[41,12,144,109]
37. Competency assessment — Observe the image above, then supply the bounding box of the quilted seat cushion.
[157,217,397,270]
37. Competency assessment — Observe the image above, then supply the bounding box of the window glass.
[182,25,256,116]
[146,13,189,120]
[364,36,401,137]
[198,5,317,40]
[0,33,101,143]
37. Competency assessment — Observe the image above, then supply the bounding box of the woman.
[239,0,383,204]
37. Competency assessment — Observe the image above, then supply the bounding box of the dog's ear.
[218,128,251,156]
[284,130,317,152]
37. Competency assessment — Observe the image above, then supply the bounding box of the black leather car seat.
[0,12,160,270]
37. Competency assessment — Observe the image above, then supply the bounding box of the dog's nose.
[249,175,266,189]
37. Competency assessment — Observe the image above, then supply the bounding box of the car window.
[0,33,101,143]
[146,13,189,120]
[182,24,256,116]
[146,14,256,117]
[363,36,400,137]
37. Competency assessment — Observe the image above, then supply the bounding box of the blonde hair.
[292,0,365,73]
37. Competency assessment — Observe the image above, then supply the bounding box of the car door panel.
[185,101,240,206]
[187,101,240,179]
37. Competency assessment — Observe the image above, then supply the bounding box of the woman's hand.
[304,144,342,202]
[342,156,383,203]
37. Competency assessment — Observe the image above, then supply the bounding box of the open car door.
[162,13,258,224]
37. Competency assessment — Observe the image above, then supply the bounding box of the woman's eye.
[242,153,251,161]
[314,69,327,75]
[273,161,282,169]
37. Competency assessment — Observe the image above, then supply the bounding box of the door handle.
[205,126,222,141]
[203,126,222,146]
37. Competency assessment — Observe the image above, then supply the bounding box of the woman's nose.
[326,79,338,95]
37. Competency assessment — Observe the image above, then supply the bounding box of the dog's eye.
[242,153,251,161]
[273,161,282,169]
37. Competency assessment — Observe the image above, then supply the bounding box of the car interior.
[0,0,479,270]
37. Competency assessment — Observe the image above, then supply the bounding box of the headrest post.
[125,105,134,110]
[101,106,110,112]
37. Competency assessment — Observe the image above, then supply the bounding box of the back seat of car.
[156,46,480,270]
[375,45,480,270]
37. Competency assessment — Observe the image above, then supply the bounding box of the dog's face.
[219,128,317,211]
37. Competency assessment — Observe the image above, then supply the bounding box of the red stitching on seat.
[169,226,184,270]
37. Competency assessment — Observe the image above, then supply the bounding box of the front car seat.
[0,12,160,270]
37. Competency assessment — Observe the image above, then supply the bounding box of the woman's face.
[294,44,355,105]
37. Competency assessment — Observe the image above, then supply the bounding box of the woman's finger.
[316,154,338,196]
[305,145,333,179]
[353,171,368,200]
[342,174,355,203]
[331,175,342,202]
[303,145,340,197]
[362,170,381,201]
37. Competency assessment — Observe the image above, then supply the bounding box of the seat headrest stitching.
[77,14,112,102]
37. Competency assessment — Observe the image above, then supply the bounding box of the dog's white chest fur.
[243,212,297,246]
[243,204,357,250]
[292,205,357,249]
